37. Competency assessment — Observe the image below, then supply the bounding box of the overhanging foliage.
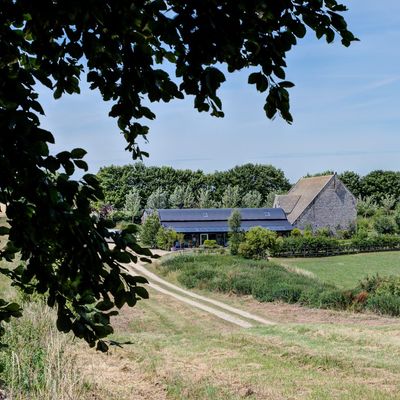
[0,0,355,350]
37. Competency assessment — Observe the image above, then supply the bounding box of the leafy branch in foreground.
[0,0,356,351]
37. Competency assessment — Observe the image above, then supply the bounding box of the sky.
[39,1,400,184]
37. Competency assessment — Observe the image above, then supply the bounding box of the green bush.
[238,227,277,260]
[315,227,332,238]
[273,234,400,257]
[298,288,322,307]
[375,276,400,297]
[110,209,131,222]
[270,283,302,303]
[317,290,353,310]
[358,274,385,293]
[373,215,397,235]
[203,239,218,249]
[178,267,217,289]
[156,226,178,250]
[272,236,341,257]
[228,209,243,255]
[367,294,400,316]
[351,235,400,251]
[229,274,253,295]
[358,275,400,316]
[140,212,161,248]
[290,228,302,237]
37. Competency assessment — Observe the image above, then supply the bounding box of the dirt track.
[129,259,275,328]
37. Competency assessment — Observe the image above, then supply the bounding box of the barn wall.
[295,176,357,232]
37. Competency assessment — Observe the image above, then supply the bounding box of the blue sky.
[39,1,400,184]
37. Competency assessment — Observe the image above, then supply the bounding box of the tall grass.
[159,253,346,307]
[158,253,369,312]
[0,298,88,400]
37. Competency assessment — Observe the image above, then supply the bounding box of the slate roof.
[157,208,292,233]
[274,175,334,224]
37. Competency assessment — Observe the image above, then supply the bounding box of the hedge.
[272,235,400,257]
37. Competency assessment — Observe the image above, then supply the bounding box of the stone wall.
[295,176,357,233]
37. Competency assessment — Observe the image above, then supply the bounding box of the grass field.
[275,251,400,289]
[76,287,400,400]
[2,249,400,398]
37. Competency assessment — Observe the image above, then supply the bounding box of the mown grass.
[88,287,400,400]
[275,251,400,289]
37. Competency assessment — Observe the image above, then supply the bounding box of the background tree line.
[307,170,400,203]
[96,163,291,213]
[96,165,400,218]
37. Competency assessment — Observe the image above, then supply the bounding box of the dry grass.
[0,300,90,400]
[74,287,400,400]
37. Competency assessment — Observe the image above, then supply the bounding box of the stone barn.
[273,174,356,233]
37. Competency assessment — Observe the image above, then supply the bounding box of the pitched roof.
[157,208,293,233]
[274,175,334,224]
[274,194,300,214]
[158,207,287,222]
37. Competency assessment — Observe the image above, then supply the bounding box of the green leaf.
[135,286,149,299]
[96,299,114,311]
[96,340,109,352]
[56,313,72,333]
[5,302,21,312]
[74,160,88,171]
[71,148,87,159]
[113,251,132,264]
[0,227,10,236]
[279,81,295,89]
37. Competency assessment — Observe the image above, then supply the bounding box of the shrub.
[315,227,332,238]
[272,236,341,257]
[290,228,302,237]
[394,211,400,231]
[303,224,313,237]
[203,239,218,249]
[110,209,131,222]
[351,235,400,252]
[375,276,400,297]
[229,273,253,295]
[367,294,400,316]
[156,226,178,250]
[140,212,161,248]
[357,196,378,218]
[336,229,353,240]
[178,268,217,289]
[228,209,243,255]
[358,274,385,293]
[298,288,322,307]
[317,290,353,309]
[238,227,277,260]
[373,215,397,235]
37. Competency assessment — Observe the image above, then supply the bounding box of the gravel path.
[129,261,275,328]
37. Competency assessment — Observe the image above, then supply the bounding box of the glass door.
[200,233,208,245]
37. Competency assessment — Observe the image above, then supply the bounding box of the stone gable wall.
[294,176,357,232]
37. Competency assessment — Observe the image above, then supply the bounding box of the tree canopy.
[0,0,355,350]
[97,162,291,209]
